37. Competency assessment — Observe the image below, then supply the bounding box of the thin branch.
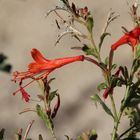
[101,9,120,36]
[85,56,106,71]
[22,120,35,140]
[19,108,36,114]
[119,122,140,139]
[46,6,70,17]
[55,24,87,45]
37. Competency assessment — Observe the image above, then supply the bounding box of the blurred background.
[0,0,136,139]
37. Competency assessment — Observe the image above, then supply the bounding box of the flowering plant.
[1,0,140,140]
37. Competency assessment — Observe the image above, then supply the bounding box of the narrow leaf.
[97,82,107,91]
[36,104,53,131]
[135,43,140,58]
[86,16,94,33]
[99,33,111,50]
[91,94,114,118]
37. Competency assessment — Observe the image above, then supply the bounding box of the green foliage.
[131,59,140,75]
[97,82,107,91]
[82,44,98,58]
[99,33,111,51]
[135,43,140,58]
[124,107,140,139]
[111,64,117,70]
[36,104,54,132]
[86,16,94,33]
[48,90,58,105]
[91,94,114,119]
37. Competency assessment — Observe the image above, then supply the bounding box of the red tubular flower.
[13,87,30,102]
[111,27,140,51]
[12,48,84,100]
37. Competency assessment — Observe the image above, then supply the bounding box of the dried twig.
[19,108,36,115]
[101,9,120,36]
[22,120,35,140]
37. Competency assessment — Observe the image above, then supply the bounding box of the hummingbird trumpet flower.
[12,48,84,102]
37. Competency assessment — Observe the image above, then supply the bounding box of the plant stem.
[110,94,118,122]
[111,111,123,140]
[111,86,130,140]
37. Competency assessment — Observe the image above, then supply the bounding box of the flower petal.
[31,48,49,63]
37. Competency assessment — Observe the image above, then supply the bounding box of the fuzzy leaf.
[48,90,58,102]
[36,104,53,131]
[97,82,107,91]
[99,33,111,50]
[82,44,97,58]
[91,94,114,118]
[86,16,94,33]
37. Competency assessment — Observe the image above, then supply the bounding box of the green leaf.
[86,16,94,33]
[132,59,140,74]
[127,97,140,107]
[99,32,111,50]
[36,104,53,132]
[0,129,5,140]
[26,139,32,140]
[82,44,98,58]
[48,90,58,102]
[97,82,107,91]
[135,43,140,58]
[104,57,109,66]
[91,94,114,119]
[39,134,43,140]
[111,64,117,70]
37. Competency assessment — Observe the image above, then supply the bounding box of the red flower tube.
[12,48,84,101]
[111,27,140,51]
